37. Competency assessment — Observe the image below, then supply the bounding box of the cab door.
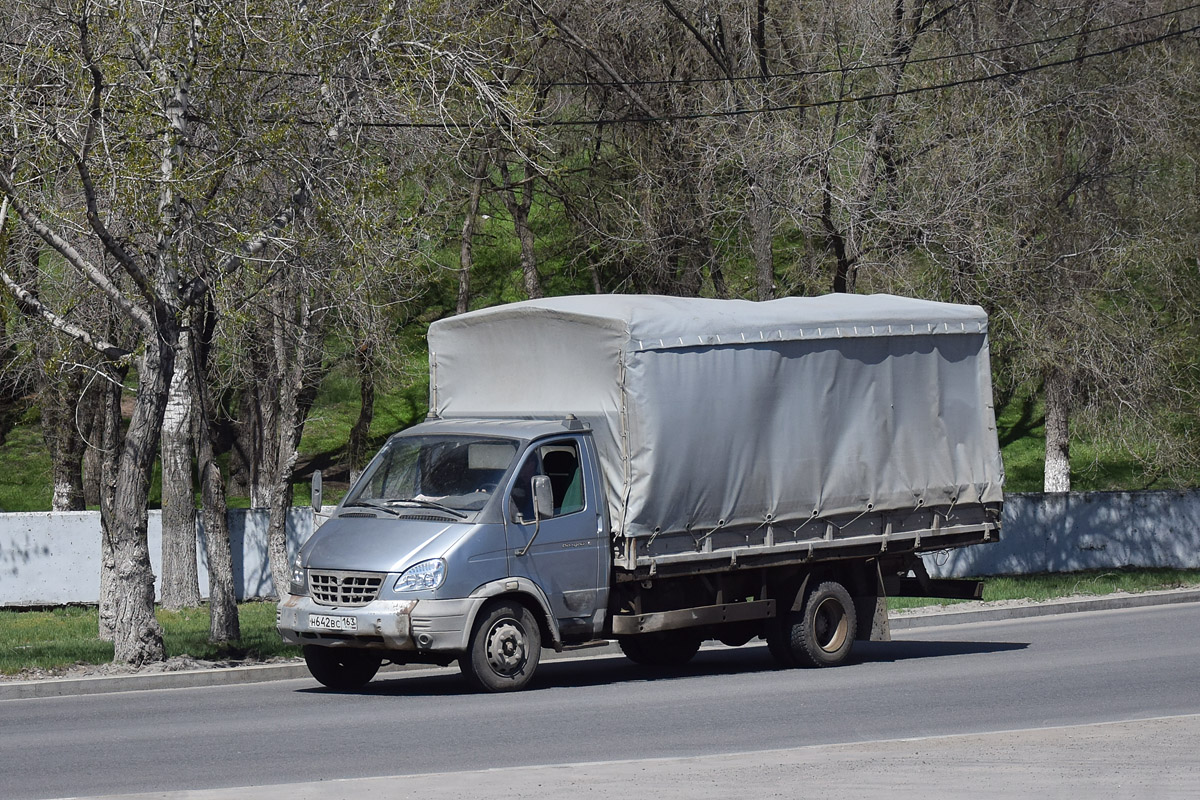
[503,435,606,640]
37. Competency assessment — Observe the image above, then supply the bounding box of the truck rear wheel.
[793,581,857,667]
[618,630,702,667]
[768,581,857,668]
[460,600,542,692]
[303,645,383,690]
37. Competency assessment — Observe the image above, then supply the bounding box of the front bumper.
[276,594,481,654]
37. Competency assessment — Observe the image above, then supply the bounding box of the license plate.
[308,614,358,632]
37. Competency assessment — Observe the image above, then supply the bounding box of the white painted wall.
[926,491,1200,578]
[0,509,319,607]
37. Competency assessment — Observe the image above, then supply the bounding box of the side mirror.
[532,475,554,520]
[515,475,555,558]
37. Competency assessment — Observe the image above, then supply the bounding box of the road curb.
[3,588,1197,700]
[0,660,315,701]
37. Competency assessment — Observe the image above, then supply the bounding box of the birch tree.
[1,0,536,657]
[0,0,208,663]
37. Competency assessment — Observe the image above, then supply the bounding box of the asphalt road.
[3,603,1199,800]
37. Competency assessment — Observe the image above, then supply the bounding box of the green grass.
[887,567,1200,611]
[0,601,299,676]
[0,419,53,512]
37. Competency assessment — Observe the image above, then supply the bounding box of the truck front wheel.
[460,600,542,692]
[303,645,383,690]
[769,581,857,668]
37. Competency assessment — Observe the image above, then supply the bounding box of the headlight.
[288,553,307,596]
[394,558,446,592]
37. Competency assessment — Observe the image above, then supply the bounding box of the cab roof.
[393,416,587,444]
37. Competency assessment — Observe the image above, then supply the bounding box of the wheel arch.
[468,577,561,649]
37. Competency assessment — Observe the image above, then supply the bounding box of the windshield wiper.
[384,499,468,519]
[342,500,401,517]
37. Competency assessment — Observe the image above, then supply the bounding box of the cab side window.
[538,441,584,516]
[508,440,586,523]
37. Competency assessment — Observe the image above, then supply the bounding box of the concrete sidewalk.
[3,587,1198,701]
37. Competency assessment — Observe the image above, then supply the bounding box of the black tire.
[765,621,798,668]
[460,600,542,692]
[303,645,383,690]
[765,581,803,668]
[790,581,857,667]
[618,630,702,667]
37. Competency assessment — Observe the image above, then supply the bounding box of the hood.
[301,515,472,573]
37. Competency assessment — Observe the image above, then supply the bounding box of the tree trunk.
[110,338,176,665]
[97,364,127,642]
[261,269,326,597]
[267,474,296,600]
[500,163,541,300]
[43,370,87,511]
[227,391,255,499]
[254,376,280,509]
[195,398,239,641]
[81,377,105,507]
[458,149,489,315]
[749,173,773,301]
[346,340,376,484]
[160,328,201,610]
[192,304,240,642]
[198,437,240,642]
[1043,368,1072,493]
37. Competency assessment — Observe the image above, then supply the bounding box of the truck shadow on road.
[300,639,1029,697]
[852,639,1029,663]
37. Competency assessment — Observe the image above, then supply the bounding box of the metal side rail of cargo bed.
[612,504,1001,582]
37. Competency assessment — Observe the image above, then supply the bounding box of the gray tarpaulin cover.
[428,294,1004,541]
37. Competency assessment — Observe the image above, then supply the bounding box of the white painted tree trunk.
[1044,368,1072,493]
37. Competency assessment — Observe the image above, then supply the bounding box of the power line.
[542,2,1200,90]
[339,22,1200,129]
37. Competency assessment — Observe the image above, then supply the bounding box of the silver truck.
[277,294,1004,691]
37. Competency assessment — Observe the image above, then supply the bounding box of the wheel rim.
[813,597,849,653]
[484,617,529,677]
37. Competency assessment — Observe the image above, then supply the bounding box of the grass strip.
[888,567,1200,610]
[0,601,299,676]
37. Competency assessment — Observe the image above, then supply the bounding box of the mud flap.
[853,560,891,642]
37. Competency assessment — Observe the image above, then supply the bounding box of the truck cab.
[277,416,609,691]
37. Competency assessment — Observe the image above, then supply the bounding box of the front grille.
[309,570,384,606]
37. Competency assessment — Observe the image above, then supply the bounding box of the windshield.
[346,435,519,515]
